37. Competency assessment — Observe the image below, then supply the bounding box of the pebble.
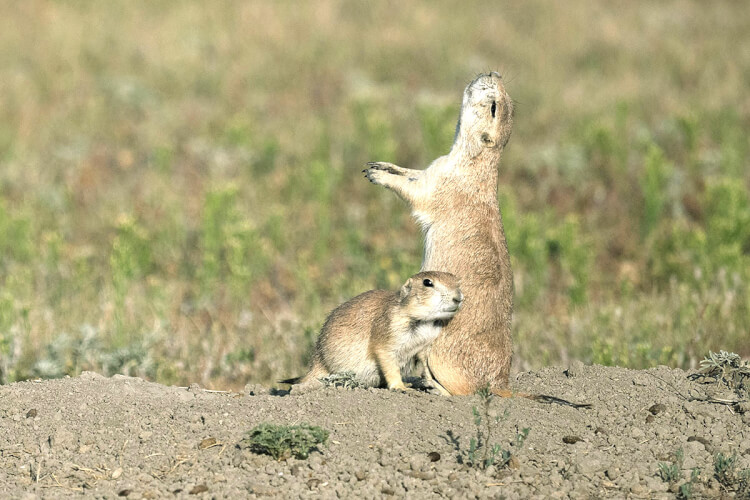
[631,427,645,439]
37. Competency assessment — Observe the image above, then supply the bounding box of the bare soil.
[1,364,748,499]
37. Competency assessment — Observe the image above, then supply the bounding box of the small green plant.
[714,452,738,488]
[677,467,700,500]
[466,386,530,470]
[498,427,530,468]
[657,448,683,483]
[242,423,329,461]
[712,451,750,496]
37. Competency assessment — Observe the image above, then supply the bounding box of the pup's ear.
[399,278,413,301]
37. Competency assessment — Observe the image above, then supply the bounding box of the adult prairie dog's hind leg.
[365,161,423,180]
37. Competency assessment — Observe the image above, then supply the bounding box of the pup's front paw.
[388,381,414,392]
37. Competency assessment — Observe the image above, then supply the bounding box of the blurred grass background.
[0,1,748,389]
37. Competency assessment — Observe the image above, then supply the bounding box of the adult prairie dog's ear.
[399,278,413,301]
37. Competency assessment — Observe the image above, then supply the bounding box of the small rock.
[563,435,583,444]
[407,470,436,480]
[630,427,645,439]
[118,489,132,497]
[630,483,647,495]
[188,383,201,393]
[645,475,668,492]
[648,403,666,415]
[189,484,208,495]
[244,383,269,396]
[306,478,321,489]
[409,453,428,471]
[645,415,654,423]
[199,437,217,449]
[605,468,620,480]
[307,456,323,471]
[381,486,395,496]
[687,435,712,453]
[565,360,585,377]
[354,470,367,481]
[112,467,123,479]
[26,409,37,418]
[248,484,275,495]
[507,455,520,469]
[138,431,152,441]
[428,451,441,462]
[594,427,607,435]
[576,456,602,474]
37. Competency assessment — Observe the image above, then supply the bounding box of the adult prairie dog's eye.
[423,279,434,287]
[491,101,497,118]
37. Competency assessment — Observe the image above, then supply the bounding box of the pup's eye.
[491,101,497,118]
[423,279,434,287]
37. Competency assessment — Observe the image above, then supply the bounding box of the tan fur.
[364,72,514,395]
[287,271,463,391]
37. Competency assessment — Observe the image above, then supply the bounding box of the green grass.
[0,1,749,388]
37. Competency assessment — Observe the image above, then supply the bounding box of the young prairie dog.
[282,271,463,391]
[363,72,515,396]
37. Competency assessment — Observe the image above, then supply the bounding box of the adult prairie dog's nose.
[453,291,464,306]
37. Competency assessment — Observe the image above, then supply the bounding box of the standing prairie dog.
[282,271,463,391]
[364,72,515,396]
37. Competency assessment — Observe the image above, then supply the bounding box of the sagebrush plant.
[690,351,750,410]
[319,372,362,389]
[0,2,749,387]
[242,423,329,461]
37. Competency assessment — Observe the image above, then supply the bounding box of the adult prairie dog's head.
[454,72,514,159]
[399,271,463,321]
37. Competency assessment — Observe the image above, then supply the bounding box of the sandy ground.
[1,364,748,499]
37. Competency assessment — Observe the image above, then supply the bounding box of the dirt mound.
[1,364,748,498]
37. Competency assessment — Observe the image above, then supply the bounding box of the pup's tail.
[493,389,591,409]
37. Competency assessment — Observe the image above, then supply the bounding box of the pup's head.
[399,271,463,321]
[454,72,514,158]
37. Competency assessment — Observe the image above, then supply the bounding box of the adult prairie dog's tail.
[492,389,592,409]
